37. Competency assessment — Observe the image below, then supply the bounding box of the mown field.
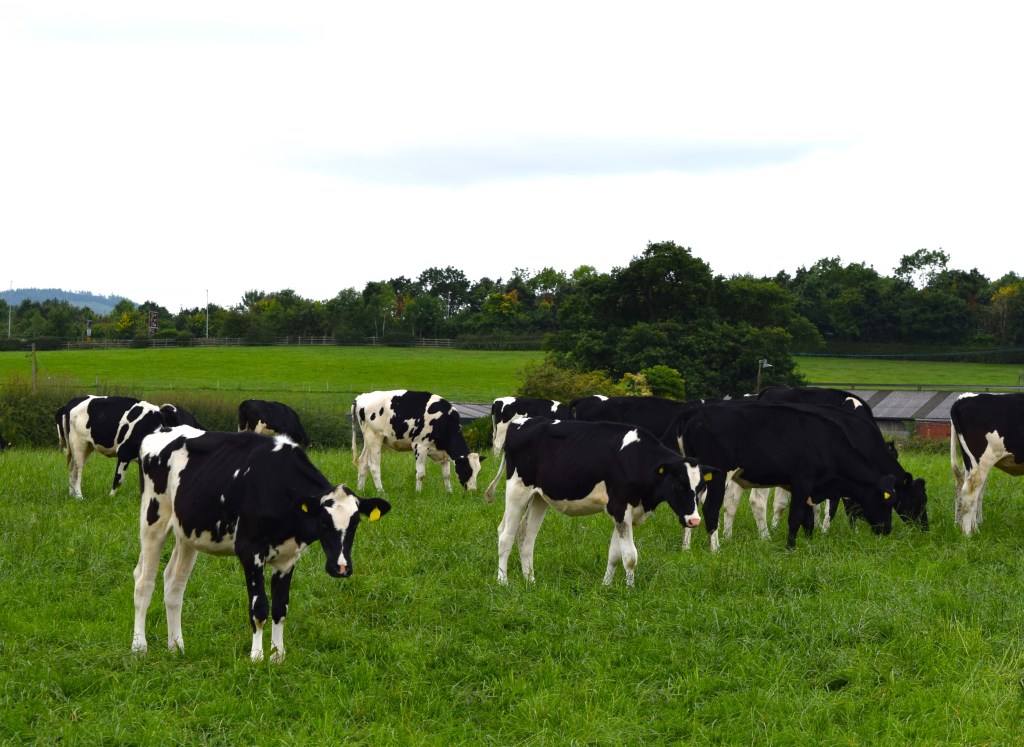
[2,348,1024,744]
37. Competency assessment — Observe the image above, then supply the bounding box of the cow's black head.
[310,485,391,578]
[651,458,709,529]
[894,475,929,531]
[454,452,486,491]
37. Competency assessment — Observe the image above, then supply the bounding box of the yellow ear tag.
[883,492,891,501]
[658,466,665,475]
[703,472,713,482]
[369,507,381,522]
[301,503,309,512]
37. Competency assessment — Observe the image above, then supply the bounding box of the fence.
[60,336,457,350]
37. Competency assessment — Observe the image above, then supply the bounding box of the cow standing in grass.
[494,417,717,586]
[132,426,391,663]
[351,389,484,493]
[56,395,167,499]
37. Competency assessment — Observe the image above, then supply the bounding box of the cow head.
[454,452,486,491]
[309,485,391,578]
[894,475,929,530]
[651,458,710,529]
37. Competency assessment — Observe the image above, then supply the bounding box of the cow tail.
[350,400,359,466]
[949,415,963,489]
[57,411,68,451]
[483,453,506,504]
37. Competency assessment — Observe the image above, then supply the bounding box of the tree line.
[3,243,1023,398]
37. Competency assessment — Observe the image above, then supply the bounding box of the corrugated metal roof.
[850,390,965,422]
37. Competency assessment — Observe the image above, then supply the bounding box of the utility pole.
[755,358,772,394]
[205,289,209,338]
[7,281,11,338]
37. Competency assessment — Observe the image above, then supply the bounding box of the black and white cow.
[490,396,571,454]
[131,426,391,663]
[494,417,718,586]
[753,385,881,532]
[680,400,928,549]
[238,399,310,447]
[950,392,1024,535]
[160,403,203,429]
[56,395,167,499]
[351,390,484,493]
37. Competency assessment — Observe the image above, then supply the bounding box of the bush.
[460,415,493,452]
[515,360,624,402]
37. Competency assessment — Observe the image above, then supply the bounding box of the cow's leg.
[110,458,131,496]
[771,488,791,529]
[163,540,199,653]
[820,500,833,533]
[786,492,812,549]
[700,471,726,552]
[131,510,172,654]
[240,556,269,662]
[958,464,991,536]
[605,514,638,587]
[67,437,92,499]
[438,455,453,493]
[721,481,743,539]
[747,488,771,539]
[413,445,429,493]
[497,477,532,584]
[269,567,294,664]
[516,493,548,583]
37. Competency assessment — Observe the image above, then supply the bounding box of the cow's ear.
[358,497,392,521]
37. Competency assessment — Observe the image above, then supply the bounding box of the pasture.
[3,443,1024,744]
[3,348,1024,743]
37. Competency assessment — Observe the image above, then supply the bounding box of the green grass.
[0,347,542,403]
[3,445,1024,744]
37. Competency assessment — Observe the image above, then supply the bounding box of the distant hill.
[0,288,130,316]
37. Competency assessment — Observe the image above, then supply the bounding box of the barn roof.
[850,389,969,422]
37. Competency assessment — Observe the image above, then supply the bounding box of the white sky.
[2,1,1022,312]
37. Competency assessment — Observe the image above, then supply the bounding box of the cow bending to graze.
[680,401,927,549]
[495,417,719,586]
[752,386,885,534]
[490,396,570,455]
[950,392,1024,535]
[132,427,391,663]
[56,395,167,499]
[351,389,484,493]
[238,399,310,447]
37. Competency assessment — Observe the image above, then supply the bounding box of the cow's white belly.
[541,481,610,516]
[175,521,236,555]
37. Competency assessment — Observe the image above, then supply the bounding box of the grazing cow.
[490,396,571,454]
[494,417,719,586]
[950,392,1024,535]
[570,394,693,448]
[56,395,167,499]
[680,400,928,549]
[753,386,881,533]
[351,390,484,493]
[131,427,391,663]
[238,399,310,447]
[160,403,203,429]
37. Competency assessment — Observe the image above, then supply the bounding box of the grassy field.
[3,347,1024,744]
[0,347,542,403]
[3,445,1024,744]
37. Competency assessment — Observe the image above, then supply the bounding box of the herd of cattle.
[17,386,1024,661]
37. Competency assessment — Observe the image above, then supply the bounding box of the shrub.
[515,360,624,402]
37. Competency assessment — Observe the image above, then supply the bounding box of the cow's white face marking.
[620,429,641,450]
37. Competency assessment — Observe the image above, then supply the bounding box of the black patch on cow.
[146,498,161,526]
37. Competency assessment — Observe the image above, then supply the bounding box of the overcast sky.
[2,2,1021,312]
